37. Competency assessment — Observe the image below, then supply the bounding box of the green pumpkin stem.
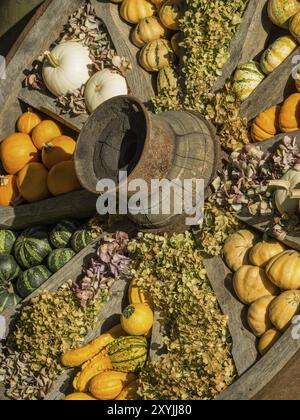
[268,180,291,191]
[44,51,60,68]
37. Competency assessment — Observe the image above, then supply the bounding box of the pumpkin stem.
[44,51,60,68]
[0,176,8,187]
[269,180,291,191]
[43,142,54,153]
[290,189,300,199]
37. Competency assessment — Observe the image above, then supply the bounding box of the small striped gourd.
[157,66,178,92]
[233,61,265,102]
[0,286,21,313]
[260,36,297,74]
[71,229,93,253]
[132,16,168,48]
[268,0,300,28]
[50,219,79,249]
[0,229,17,254]
[14,226,52,269]
[139,39,176,72]
[47,248,75,273]
[121,0,156,24]
[17,265,51,298]
[0,254,21,287]
[108,336,148,372]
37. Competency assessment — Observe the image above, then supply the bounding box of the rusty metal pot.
[75,96,220,230]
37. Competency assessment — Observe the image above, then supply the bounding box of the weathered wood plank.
[150,311,167,360]
[0,190,98,230]
[241,46,300,121]
[204,256,258,376]
[213,0,271,92]
[236,130,300,252]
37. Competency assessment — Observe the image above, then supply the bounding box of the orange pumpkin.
[47,161,81,196]
[42,136,76,169]
[279,93,300,132]
[17,110,42,134]
[0,133,39,175]
[251,106,281,142]
[17,163,50,203]
[31,120,62,150]
[0,175,19,206]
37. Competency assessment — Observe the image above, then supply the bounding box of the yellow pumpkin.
[65,393,97,401]
[129,277,154,311]
[61,324,125,368]
[121,0,156,24]
[157,65,178,92]
[116,380,139,400]
[247,296,276,337]
[223,230,258,272]
[121,303,154,336]
[17,162,50,203]
[0,133,39,175]
[258,328,282,356]
[31,120,62,150]
[249,240,285,268]
[260,36,297,74]
[279,93,300,132]
[17,110,42,134]
[42,135,76,169]
[251,105,281,142]
[89,371,136,400]
[233,265,279,305]
[266,250,300,290]
[47,161,81,196]
[139,39,176,72]
[132,16,168,47]
[0,175,19,207]
[159,0,185,30]
[269,290,300,331]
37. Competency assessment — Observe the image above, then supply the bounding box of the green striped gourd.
[268,0,300,28]
[0,286,21,313]
[14,226,52,269]
[47,248,75,273]
[0,229,17,254]
[261,36,298,74]
[108,336,148,372]
[157,66,178,92]
[139,39,176,72]
[17,265,52,298]
[290,11,300,43]
[0,254,21,287]
[50,219,79,249]
[71,229,93,253]
[233,61,265,102]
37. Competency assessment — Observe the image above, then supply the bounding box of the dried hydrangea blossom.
[73,231,131,307]
[212,136,300,216]
[25,2,130,116]
[128,232,236,400]
[153,0,250,151]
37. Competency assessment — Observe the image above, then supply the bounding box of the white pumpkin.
[42,42,92,97]
[84,69,128,113]
[269,164,300,215]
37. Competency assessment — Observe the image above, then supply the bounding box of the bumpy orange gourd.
[247,296,276,337]
[121,0,156,24]
[269,290,300,331]
[266,250,300,290]
[251,106,281,142]
[89,371,136,400]
[233,265,279,305]
[31,120,62,150]
[279,93,300,132]
[132,16,168,47]
[0,175,19,207]
[0,133,39,175]
[61,324,125,368]
[17,163,50,203]
[249,240,285,268]
[47,161,81,196]
[258,328,282,356]
[159,0,185,30]
[17,110,42,134]
[42,136,76,169]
